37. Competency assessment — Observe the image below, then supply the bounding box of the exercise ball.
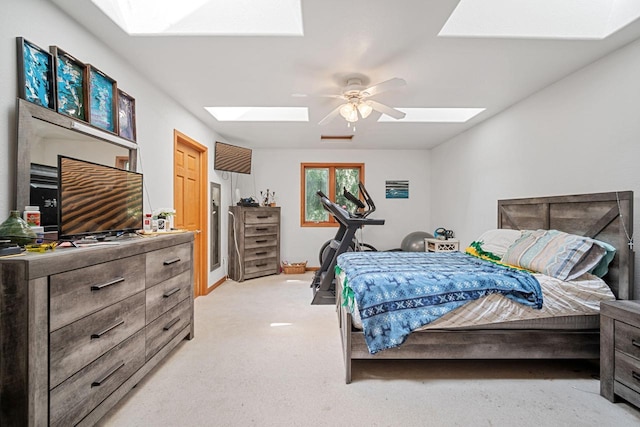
[401,231,434,252]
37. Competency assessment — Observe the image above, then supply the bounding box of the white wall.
[245,148,431,266]
[1,0,228,286]
[430,37,640,295]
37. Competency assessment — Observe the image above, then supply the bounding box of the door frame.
[173,130,208,297]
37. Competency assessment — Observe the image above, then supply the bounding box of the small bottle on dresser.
[23,206,40,226]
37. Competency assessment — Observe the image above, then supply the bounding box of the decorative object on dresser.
[425,238,459,252]
[600,300,640,409]
[228,206,280,281]
[0,233,195,426]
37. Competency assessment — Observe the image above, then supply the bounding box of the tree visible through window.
[300,163,364,226]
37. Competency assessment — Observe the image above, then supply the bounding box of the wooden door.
[174,130,208,297]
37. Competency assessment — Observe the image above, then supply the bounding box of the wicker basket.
[282,261,307,274]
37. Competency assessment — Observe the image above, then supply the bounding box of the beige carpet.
[99,272,640,427]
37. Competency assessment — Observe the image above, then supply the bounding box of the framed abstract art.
[87,64,117,133]
[17,37,55,110]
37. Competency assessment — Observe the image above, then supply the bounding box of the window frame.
[300,162,365,227]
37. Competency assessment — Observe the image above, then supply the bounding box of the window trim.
[300,162,365,227]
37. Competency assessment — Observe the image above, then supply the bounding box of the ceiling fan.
[316,76,407,126]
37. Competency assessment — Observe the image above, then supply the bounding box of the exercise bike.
[310,182,385,305]
[317,182,378,265]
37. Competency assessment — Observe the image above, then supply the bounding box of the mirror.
[210,182,221,271]
[16,98,137,232]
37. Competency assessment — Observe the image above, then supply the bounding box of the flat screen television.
[57,155,143,240]
[214,141,252,174]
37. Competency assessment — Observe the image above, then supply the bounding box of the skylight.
[377,108,485,123]
[91,0,304,36]
[205,107,309,121]
[439,0,640,39]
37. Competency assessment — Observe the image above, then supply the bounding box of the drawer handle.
[91,277,125,291]
[632,339,640,348]
[163,317,181,331]
[255,252,267,256]
[255,227,268,231]
[163,287,181,298]
[91,319,125,339]
[256,215,271,219]
[255,240,268,244]
[633,371,640,382]
[163,257,181,265]
[92,361,125,387]
[256,263,268,267]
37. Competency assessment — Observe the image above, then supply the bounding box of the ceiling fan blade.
[292,93,344,99]
[368,100,406,120]
[318,104,344,125]
[363,78,406,97]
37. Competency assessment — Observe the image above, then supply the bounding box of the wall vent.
[320,135,354,142]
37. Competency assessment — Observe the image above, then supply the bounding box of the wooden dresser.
[0,233,194,426]
[600,300,640,409]
[228,206,280,281]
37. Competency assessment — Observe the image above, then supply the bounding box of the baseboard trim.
[206,276,227,294]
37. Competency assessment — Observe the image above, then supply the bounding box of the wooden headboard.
[497,191,634,300]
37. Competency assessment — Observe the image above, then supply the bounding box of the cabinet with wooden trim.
[0,232,194,426]
[228,206,281,281]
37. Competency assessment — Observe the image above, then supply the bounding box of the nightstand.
[600,300,640,408]
[425,238,459,252]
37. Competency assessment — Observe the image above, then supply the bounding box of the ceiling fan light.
[357,101,373,119]
[339,103,358,122]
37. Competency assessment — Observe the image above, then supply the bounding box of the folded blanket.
[337,251,542,354]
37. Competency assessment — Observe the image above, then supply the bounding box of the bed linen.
[342,270,615,331]
[336,251,543,354]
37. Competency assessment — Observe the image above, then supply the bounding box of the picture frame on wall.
[50,46,87,121]
[117,89,136,142]
[17,37,56,110]
[87,64,117,133]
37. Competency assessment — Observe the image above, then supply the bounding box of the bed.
[336,191,634,383]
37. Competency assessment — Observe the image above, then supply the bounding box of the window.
[300,163,364,226]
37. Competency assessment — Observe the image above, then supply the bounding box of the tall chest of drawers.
[228,206,280,281]
[0,233,194,426]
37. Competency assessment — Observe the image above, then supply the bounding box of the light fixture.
[357,101,373,119]
[339,99,373,124]
[339,103,358,123]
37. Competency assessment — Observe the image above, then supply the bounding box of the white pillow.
[475,229,523,257]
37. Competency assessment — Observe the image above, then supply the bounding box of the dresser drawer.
[615,350,640,395]
[244,209,279,224]
[146,270,192,323]
[244,258,278,279]
[50,330,145,427]
[146,242,192,288]
[615,320,640,359]
[245,224,279,237]
[245,234,277,249]
[50,254,145,331]
[145,298,191,360]
[50,292,145,388]
[244,246,278,262]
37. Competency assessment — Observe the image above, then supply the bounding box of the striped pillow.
[501,229,606,281]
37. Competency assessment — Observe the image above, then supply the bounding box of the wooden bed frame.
[337,191,634,383]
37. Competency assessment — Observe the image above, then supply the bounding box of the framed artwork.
[17,37,55,110]
[117,89,136,142]
[50,46,87,121]
[87,64,117,133]
[385,180,409,199]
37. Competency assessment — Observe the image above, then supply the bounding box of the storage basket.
[282,261,307,274]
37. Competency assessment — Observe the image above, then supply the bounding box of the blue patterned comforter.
[337,251,543,354]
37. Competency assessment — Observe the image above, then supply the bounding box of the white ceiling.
[51,0,640,150]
